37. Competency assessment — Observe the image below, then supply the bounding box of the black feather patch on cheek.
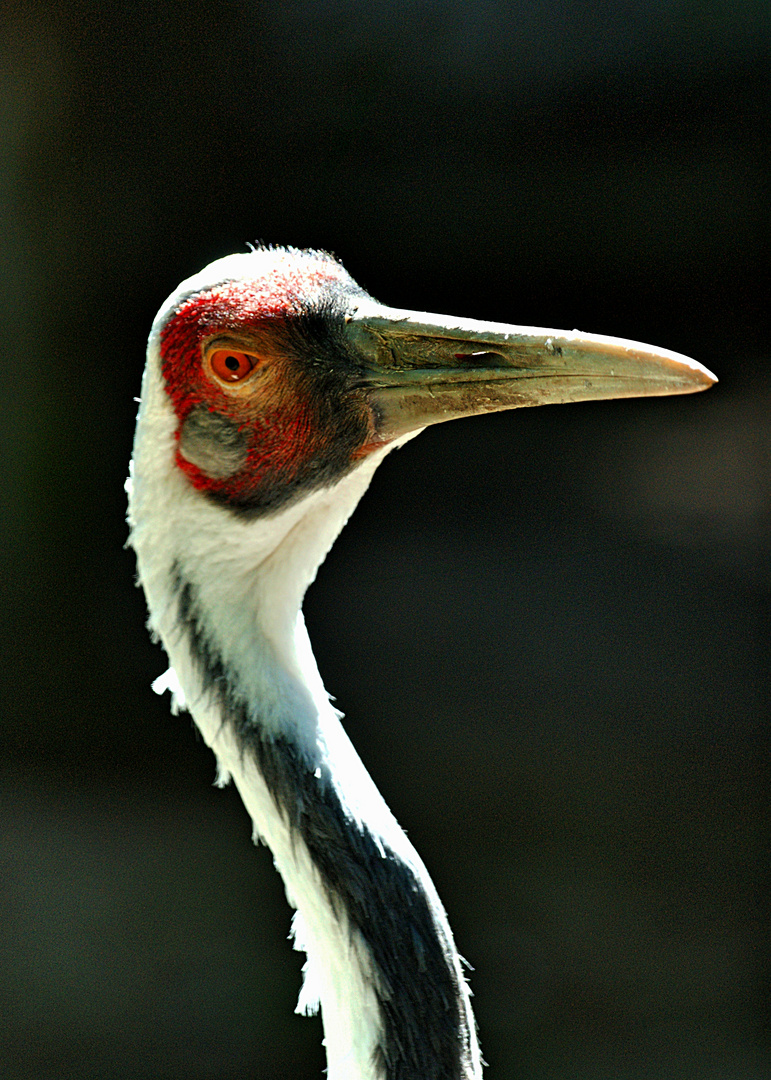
[179,407,249,479]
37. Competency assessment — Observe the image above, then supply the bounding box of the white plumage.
[128,247,714,1079]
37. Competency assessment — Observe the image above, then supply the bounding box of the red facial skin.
[159,259,376,514]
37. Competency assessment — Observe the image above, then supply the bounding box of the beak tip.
[686,360,718,393]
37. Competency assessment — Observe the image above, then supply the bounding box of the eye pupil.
[225,355,240,371]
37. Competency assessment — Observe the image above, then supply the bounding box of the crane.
[127,246,715,1080]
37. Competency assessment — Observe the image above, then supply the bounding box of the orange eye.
[209,349,258,383]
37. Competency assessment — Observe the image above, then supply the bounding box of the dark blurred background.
[1,1,767,1078]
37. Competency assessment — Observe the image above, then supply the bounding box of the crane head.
[154,245,715,516]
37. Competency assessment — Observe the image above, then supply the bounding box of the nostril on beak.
[454,351,506,364]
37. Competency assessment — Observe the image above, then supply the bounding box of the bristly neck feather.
[128,351,481,1080]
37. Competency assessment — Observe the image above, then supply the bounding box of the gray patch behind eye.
[179,407,249,479]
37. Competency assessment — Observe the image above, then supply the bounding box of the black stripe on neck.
[172,568,477,1080]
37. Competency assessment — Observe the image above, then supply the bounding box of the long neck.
[128,361,481,1080]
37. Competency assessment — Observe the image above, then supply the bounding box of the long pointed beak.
[347,299,716,441]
